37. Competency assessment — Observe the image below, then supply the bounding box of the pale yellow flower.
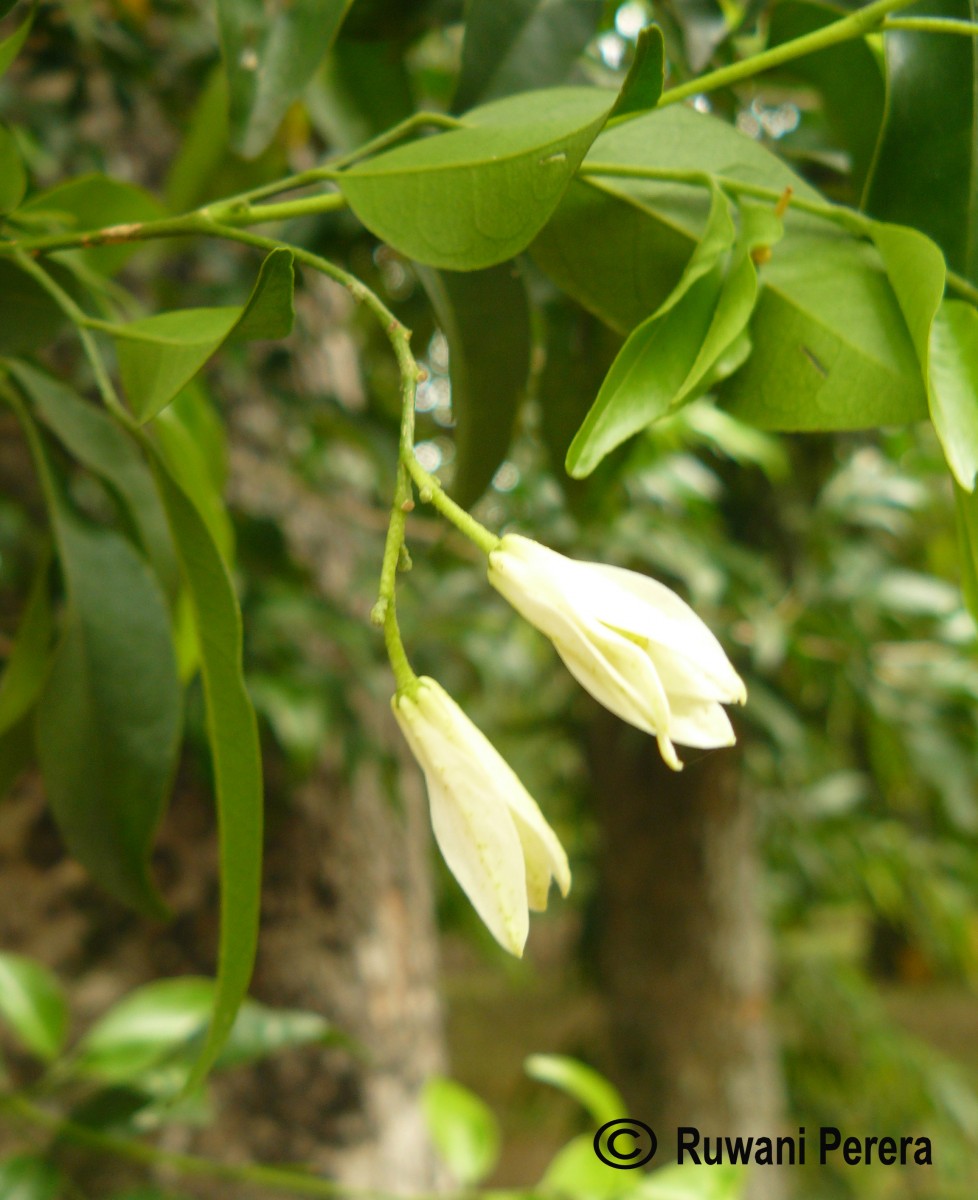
[488,534,746,770]
[393,676,570,956]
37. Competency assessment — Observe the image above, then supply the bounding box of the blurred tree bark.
[591,715,787,1200]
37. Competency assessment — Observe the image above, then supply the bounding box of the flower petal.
[393,683,529,955]
[666,696,736,748]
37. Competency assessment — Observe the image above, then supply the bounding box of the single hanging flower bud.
[392,676,570,957]
[487,534,746,771]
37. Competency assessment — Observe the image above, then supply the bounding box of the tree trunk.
[591,716,787,1200]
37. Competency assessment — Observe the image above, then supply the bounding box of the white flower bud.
[393,676,570,957]
[488,534,746,770]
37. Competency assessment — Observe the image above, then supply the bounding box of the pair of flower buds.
[393,534,747,956]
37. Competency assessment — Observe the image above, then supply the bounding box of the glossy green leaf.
[0,550,52,734]
[0,1156,63,1200]
[928,300,978,489]
[0,123,26,214]
[768,0,884,194]
[534,107,928,433]
[73,977,334,1084]
[218,0,354,158]
[864,0,978,280]
[568,191,781,475]
[721,229,927,430]
[416,262,531,507]
[339,88,612,270]
[0,951,68,1061]
[113,248,294,422]
[9,361,179,595]
[18,175,165,274]
[525,1053,626,1126]
[12,405,182,917]
[608,23,666,124]
[0,4,33,81]
[454,0,604,112]
[147,450,263,1087]
[422,1077,500,1186]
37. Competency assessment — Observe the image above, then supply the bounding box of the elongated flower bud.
[393,676,570,956]
[488,534,746,770]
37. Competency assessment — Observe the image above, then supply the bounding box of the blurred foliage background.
[2,1,978,1198]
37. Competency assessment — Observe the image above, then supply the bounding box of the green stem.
[947,269,978,306]
[579,162,867,234]
[883,16,978,33]
[213,191,348,227]
[403,455,500,557]
[0,1094,402,1200]
[10,250,134,426]
[659,0,921,105]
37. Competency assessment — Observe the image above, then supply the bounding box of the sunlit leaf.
[0,952,67,1061]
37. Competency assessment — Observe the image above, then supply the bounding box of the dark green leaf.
[416,262,531,507]
[0,123,26,214]
[0,951,68,1061]
[112,248,295,422]
[0,1155,63,1200]
[9,361,179,596]
[954,481,978,622]
[0,549,53,734]
[13,408,181,917]
[453,0,604,112]
[525,1053,625,1126]
[163,69,229,214]
[0,4,33,81]
[218,0,355,158]
[768,0,885,194]
[18,174,165,274]
[864,0,978,280]
[422,1077,500,1186]
[338,88,612,270]
[0,260,76,354]
[147,451,263,1087]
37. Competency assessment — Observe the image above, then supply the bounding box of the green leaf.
[525,1054,626,1126]
[338,88,612,270]
[422,1077,501,1186]
[415,262,531,507]
[147,451,263,1087]
[534,107,927,434]
[0,260,76,354]
[0,1156,63,1200]
[0,4,34,81]
[11,406,181,917]
[541,1134,635,1198]
[453,0,605,113]
[0,123,26,214]
[928,300,978,490]
[863,0,978,281]
[0,951,68,1061]
[567,190,780,475]
[73,977,335,1085]
[608,23,666,124]
[112,248,295,422]
[218,0,354,158]
[0,549,53,734]
[18,175,166,274]
[9,361,179,596]
[767,0,884,194]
